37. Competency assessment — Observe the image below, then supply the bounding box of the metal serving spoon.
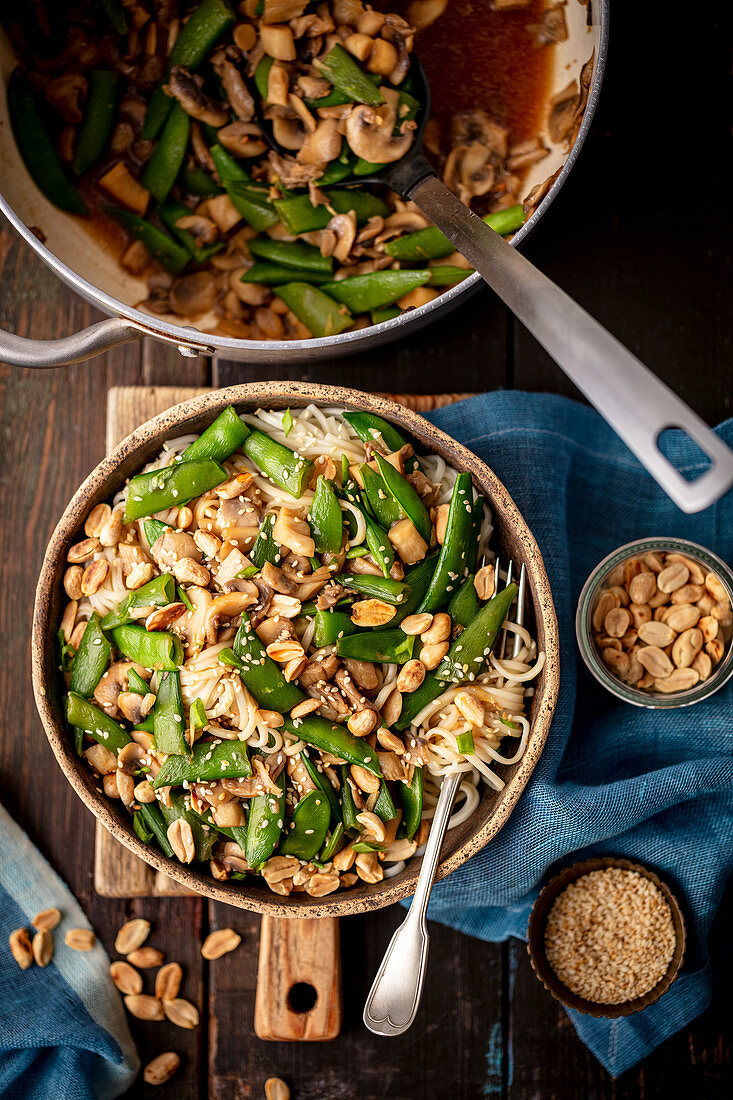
[259,61,733,514]
[363,562,526,1037]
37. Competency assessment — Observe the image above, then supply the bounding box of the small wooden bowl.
[32,382,559,917]
[527,856,686,1017]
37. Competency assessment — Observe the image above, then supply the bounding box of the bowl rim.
[32,382,560,917]
[576,536,733,709]
[526,855,687,1018]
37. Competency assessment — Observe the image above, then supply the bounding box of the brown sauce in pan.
[395,0,555,144]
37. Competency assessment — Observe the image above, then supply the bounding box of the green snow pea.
[418,472,475,614]
[374,454,432,544]
[65,693,131,754]
[361,463,402,528]
[315,44,384,107]
[428,265,474,286]
[374,780,397,823]
[276,283,353,339]
[319,822,345,861]
[248,237,333,274]
[308,476,343,553]
[278,790,331,860]
[400,766,423,839]
[153,738,250,788]
[161,795,218,861]
[282,715,381,776]
[101,573,176,630]
[69,612,111,697]
[250,513,279,569]
[321,270,430,313]
[241,262,332,286]
[274,190,389,235]
[159,202,225,264]
[137,802,175,858]
[104,207,190,273]
[124,459,226,521]
[385,204,525,261]
[340,765,361,836]
[153,670,189,755]
[244,429,314,497]
[180,406,250,464]
[111,624,184,671]
[337,629,414,665]
[141,103,190,204]
[245,769,286,866]
[334,573,409,605]
[313,609,358,648]
[448,574,480,628]
[229,622,305,710]
[364,515,394,578]
[299,751,341,824]
[73,71,120,175]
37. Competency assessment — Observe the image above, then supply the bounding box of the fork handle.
[363,771,461,1036]
[408,174,733,514]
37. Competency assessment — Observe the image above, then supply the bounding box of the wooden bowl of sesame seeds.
[527,856,686,1018]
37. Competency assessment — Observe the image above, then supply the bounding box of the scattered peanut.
[9,928,34,969]
[201,928,241,960]
[155,962,183,1002]
[163,997,200,1029]
[143,1052,181,1086]
[127,946,165,968]
[32,907,61,932]
[32,929,54,967]
[65,928,95,951]
[110,961,143,995]
[124,993,165,1021]
[115,918,150,955]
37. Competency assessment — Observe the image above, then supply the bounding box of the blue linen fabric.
[0,803,139,1099]
[420,392,733,1077]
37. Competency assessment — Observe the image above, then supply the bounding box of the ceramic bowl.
[32,382,559,916]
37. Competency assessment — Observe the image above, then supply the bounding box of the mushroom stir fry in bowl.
[1,0,585,341]
[55,402,546,898]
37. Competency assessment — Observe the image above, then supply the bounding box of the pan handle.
[0,316,215,368]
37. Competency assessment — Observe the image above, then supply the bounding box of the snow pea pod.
[274,190,389,235]
[428,265,473,286]
[69,612,111,697]
[361,463,402,528]
[143,0,235,139]
[228,623,305,710]
[250,513,278,569]
[374,454,432,544]
[308,476,343,553]
[245,770,286,867]
[313,609,358,648]
[244,428,315,497]
[153,670,189,755]
[448,574,480,628]
[180,164,221,197]
[340,765,361,836]
[334,573,410,605]
[8,70,86,215]
[248,237,334,274]
[142,103,190,204]
[391,554,438,625]
[153,738,250,788]
[226,181,279,232]
[299,752,341,824]
[316,44,384,107]
[65,693,131,754]
[282,715,382,776]
[385,204,525,262]
[364,515,394,578]
[399,766,423,839]
[124,458,226,521]
[396,582,518,729]
[336,629,414,665]
[319,821,345,862]
[137,801,175,858]
[278,790,331,860]
[343,411,410,455]
[180,406,249,464]
[161,795,218,861]
[143,519,170,546]
[111,624,184,671]
[371,306,401,325]
[73,71,120,176]
[276,283,353,339]
[418,473,474,614]
[101,573,176,630]
[374,780,397,823]
[322,270,430,313]
[241,262,332,286]
[105,207,190,273]
[127,667,151,696]
[254,54,273,99]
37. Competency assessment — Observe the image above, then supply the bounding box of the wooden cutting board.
[96,384,471,1039]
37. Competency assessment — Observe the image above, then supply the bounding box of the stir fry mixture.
[6,0,539,338]
[59,405,544,895]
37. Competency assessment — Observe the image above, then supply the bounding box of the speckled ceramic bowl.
[32,382,559,917]
[527,856,686,1018]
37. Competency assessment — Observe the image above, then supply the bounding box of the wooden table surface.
[0,4,731,1097]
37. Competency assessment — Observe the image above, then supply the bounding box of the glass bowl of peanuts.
[576,538,733,707]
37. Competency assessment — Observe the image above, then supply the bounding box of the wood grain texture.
[255,917,342,1041]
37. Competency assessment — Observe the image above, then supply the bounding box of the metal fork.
[363,561,526,1037]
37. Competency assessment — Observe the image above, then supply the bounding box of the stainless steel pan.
[0,1,608,367]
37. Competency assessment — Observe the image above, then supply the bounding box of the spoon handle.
[409,175,733,514]
[363,771,461,1036]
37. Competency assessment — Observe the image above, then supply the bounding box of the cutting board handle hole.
[288,982,318,1014]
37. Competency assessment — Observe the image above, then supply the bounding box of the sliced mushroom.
[218,121,268,158]
[211,53,255,120]
[444,143,496,203]
[268,150,322,185]
[203,588,259,644]
[93,661,144,717]
[175,213,219,244]
[169,270,218,317]
[261,560,298,595]
[298,117,342,166]
[326,212,357,263]
[45,73,87,124]
[166,66,229,126]
[174,585,212,658]
[344,87,415,164]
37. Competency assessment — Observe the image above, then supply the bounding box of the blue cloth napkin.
[421,391,733,1078]
[0,802,139,1099]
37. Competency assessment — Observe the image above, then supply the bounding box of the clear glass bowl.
[576,537,733,708]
